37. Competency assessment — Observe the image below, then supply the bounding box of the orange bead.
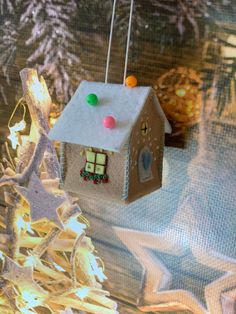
[125,75,137,88]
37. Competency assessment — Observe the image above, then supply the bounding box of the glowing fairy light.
[15,216,34,235]
[66,217,86,235]
[16,216,27,230]
[30,76,48,103]
[20,308,35,314]
[49,116,57,128]
[25,221,34,235]
[0,251,4,261]
[8,120,26,149]
[52,262,66,272]
[88,253,107,282]
[20,135,30,146]
[21,291,42,308]
[75,287,90,300]
[24,256,38,267]
[7,98,26,149]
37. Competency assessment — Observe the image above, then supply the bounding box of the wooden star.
[2,256,45,295]
[15,172,65,229]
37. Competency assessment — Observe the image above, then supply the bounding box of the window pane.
[85,162,95,173]
[95,165,105,175]
[96,153,106,165]
[86,151,96,163]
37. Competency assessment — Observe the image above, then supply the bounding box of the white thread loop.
[105,0,117,84]
[105,0,134,84]
[123,0,134,85]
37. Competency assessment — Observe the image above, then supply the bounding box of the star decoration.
[114,226,236,314]
[15,172,65,229]
[114,227,205,313]
[2,256,45,295]
[192,243,236,314]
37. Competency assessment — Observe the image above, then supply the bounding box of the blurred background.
[1,1,236,313]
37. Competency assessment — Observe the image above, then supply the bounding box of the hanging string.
[123,0,134,85]
[61,0,134,179]
[105,0,134,84]
[105,0,117,84]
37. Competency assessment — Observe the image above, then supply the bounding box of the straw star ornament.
[2,256,45,295]
[15,172,65,229]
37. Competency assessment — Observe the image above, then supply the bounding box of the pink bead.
[103,116,116,129]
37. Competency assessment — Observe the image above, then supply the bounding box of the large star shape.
[192,243,236,314]
[114,227,236,314]
[2,256,45,295]
[15,172,65,229]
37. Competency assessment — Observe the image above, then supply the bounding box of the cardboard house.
[49,81,171,203]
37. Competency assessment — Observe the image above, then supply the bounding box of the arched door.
[138,146,153,183]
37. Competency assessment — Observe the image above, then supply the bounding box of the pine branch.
[0,0,14,14]
[21,0,88,103]
[202,28,236,117]
[153,0,207,41]
[0,7,18,84]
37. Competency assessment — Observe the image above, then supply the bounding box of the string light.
[66,217,86,235]
[15,216,34,235]
[16,216,27,230]
[52,262,66,272]
[75,287,90,300]
[25,221,34,235]
[21,290,42,308]
[20,308,35,314]
[8,120,26,149]
[88,253,107,282]
[49,116,57,127]
[24,255,38,268]
[7,98,26,149]
[1,68,116,313]
[0,251,4,262]
[30,75,48,103]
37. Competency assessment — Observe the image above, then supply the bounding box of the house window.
[85,151,106,175]
[81,150,109,184]
[141,121,148,136]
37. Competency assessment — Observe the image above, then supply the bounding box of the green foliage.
[80,168,109,184]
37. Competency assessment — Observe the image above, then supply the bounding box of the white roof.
[49,81,171,152]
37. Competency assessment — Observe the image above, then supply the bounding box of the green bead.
[86,93,99,106]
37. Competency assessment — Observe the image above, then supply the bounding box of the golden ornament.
[155,67,202,126]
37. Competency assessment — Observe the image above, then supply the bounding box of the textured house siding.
[127,92,164,202]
